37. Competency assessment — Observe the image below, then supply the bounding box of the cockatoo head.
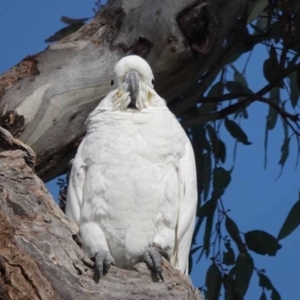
[111,55,159,111]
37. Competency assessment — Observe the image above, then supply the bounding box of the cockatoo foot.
[143,247,164,282]
[93,249,115,283]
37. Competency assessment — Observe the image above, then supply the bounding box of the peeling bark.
[0,0,248,182]
[0,150,203,300]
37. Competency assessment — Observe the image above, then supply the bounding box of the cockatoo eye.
[152,79,155,86]
[111,80,114,86]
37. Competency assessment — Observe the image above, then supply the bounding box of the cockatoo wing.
[65,139,86,225]
[175,138,197,274]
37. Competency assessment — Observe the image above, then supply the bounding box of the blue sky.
[1,1,299,299]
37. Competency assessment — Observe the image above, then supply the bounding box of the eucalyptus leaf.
[226,81,252,94]
[245,230,282,256]
[288,54,300,107]
[267,87,280,130]
[259,273,273,290]
[203,153,212,201]
[247,0,268,23]
[263,46,283,88]
[271,288,281,300]
[207,125,227,163]
[235,252,254,297]
[225,217,243,246]
[224,267,235,300]
[223,245,235,266]
[260,291,267,300]
[207,81,224,97]
[204,211,215,258]
[278,137,290,166]
[232,66,249,88]
[213,167,231,198]
[277,200,300,240]
[224,118,252,145]
[205,264,222,300]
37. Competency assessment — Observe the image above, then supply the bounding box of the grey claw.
[93,249,115,283]
[143,247,164,282]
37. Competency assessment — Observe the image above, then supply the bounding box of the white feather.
[65,55,197,273]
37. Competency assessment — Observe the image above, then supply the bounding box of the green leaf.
[260,291,267,300]
[245,230,282,256]
[232,66,249,89]
[267,87,280,130]
[264,87,280,169]
[231,67,251,118]
[224,118,252,145]
[288,54,300,108]
[263,46,283,88]
[191,125,210,196]
[197,198,217,218]
[277,200,300,240]
[276,121,290,179]
[198,199,217,258]
[212,167,231,198]
[190,245,203,255]
[270,20,282,44]
[247,0,268,23]
[235,252,254,297]
[207,124,218,147]
[225,217,243,246]
[203,152,212,201]
[278,137,290,166]
[199,82,223,114]
[216,139,226,163]
[223,244,235,266]
[226,81,252,94]
[207,81,224,97]
[205,264,222,300]
[271,288,281,300]
[224,267,235,300]
[207,125,227,163]
[259,273,273,290]
[204,209,215,258]
[191,125,211,152]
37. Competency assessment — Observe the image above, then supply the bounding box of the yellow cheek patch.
[116,90,123,97]
[147,90,154,102]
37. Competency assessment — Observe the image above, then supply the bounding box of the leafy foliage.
[187,1,300,298]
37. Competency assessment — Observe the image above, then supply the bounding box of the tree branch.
[0,126,36,168]
[181,62,300,128]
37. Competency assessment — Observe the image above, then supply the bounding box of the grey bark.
[0,0,248,182]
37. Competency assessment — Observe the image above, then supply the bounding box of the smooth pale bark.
[0,0,247,182]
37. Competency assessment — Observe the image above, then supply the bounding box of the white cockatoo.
[65,55,197,282]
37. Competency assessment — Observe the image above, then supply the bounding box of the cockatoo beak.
[126,71,140,109]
